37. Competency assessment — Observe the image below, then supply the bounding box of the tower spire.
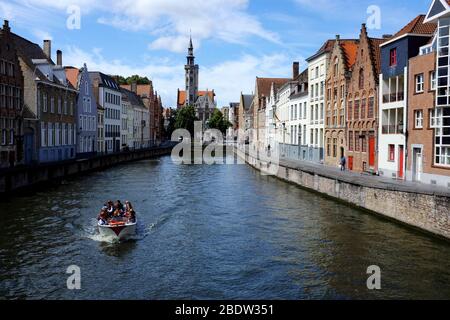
[188,34,194,58]
[185,34,199,106]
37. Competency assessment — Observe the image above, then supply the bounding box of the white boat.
[98,217,137,241]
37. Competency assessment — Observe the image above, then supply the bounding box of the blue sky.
[0,0,433,107]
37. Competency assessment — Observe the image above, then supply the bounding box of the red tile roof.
[177,90,215,106]
[64,67,79,89]
[121,84,154,98]
[393,14,437,39]
[256,77,290,98]
[340,40,359,69]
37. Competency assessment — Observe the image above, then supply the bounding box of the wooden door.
[398,145,404,179]
[368,136,375,167]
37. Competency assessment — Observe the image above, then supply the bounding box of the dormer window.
[390,48,397,66]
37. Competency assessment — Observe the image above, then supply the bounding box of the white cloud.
[64,46,294,108]
[148,36,193,53]
[201,54,294,106]
[10,0,279,52]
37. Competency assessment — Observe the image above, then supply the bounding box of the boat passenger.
[114,201,125,217]
[117,200,125,212]
[97,209,109,225]
[106,201,114,218]
[125,201,136,223]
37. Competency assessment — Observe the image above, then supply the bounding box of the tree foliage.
[208,109,232,134]
[175,106,198,136]
[164,109,178,139]
[115,75,151,85]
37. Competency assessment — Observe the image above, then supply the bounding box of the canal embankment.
[0,146,173,195]
[236,147,450,240]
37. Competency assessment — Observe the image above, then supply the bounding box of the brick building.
[406,49,450,185]
[324,36,358,167]
[378,15,436,180]
[122,83,163,146]
[346,24,385,173]
[13,35,78,163]
[0,20,24,168]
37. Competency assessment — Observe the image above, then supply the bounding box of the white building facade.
[89,72,122,154]
[305,41,332,163]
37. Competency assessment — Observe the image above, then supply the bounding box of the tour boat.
[98,217,137,241]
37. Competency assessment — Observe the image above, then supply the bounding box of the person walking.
[340,155,346,171]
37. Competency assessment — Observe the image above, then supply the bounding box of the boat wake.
[82,214,170,244]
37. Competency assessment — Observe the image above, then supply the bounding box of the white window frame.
[415,74,424,93]
[415,110,423,129]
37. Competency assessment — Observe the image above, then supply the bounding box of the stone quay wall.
[0,146,173,195]
[237,148,450,240]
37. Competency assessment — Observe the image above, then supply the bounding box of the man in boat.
[106,201,114,218]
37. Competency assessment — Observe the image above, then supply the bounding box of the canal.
[1,155,450,299]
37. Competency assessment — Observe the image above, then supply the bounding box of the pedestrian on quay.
[340,155,346,171]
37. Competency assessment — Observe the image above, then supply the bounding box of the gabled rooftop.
[306,39,336,62]
[88,72,121,91]
[256,77,290,98]
[381,15,437,47]
[425,0,450,23]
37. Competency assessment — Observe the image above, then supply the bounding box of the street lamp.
[298,131,302,159]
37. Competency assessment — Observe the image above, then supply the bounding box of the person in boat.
[97,209,109,225]
[113,201,125,217]
[117,200,125,212]
[124,201,136,223]
[106,201,114,218]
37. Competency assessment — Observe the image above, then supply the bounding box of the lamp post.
[298,131,302,160]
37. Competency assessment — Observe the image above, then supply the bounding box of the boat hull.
[98,220,137,241]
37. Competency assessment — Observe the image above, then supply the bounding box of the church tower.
[185,36,199,106]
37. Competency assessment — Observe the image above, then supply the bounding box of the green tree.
[126,75,151,85]
[175,106,198,136]
[115,75,151,85]
[164,109,178,139]
[208,109,232,134]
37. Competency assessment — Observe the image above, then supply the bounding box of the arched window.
[334,57,339,76]
[359,68,364,89]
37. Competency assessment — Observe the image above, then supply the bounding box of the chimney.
[131,81,137,94]
[56,50,62,67]
[361,23,367,33]
[43,40,51,60]
[293,61,299,79]
[2,20,10,33]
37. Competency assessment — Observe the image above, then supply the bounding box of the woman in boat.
[125,201,136,223]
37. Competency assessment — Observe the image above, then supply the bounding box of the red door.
[348,156,354,171]
[398,145,404,179]
[368,136,375,168]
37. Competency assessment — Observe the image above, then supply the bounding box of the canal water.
[1,155,450,299]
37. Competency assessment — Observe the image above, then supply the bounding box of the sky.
[0,0,433,108]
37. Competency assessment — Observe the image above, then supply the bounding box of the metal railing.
[382,92,404,104]
[382,124,403,134]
